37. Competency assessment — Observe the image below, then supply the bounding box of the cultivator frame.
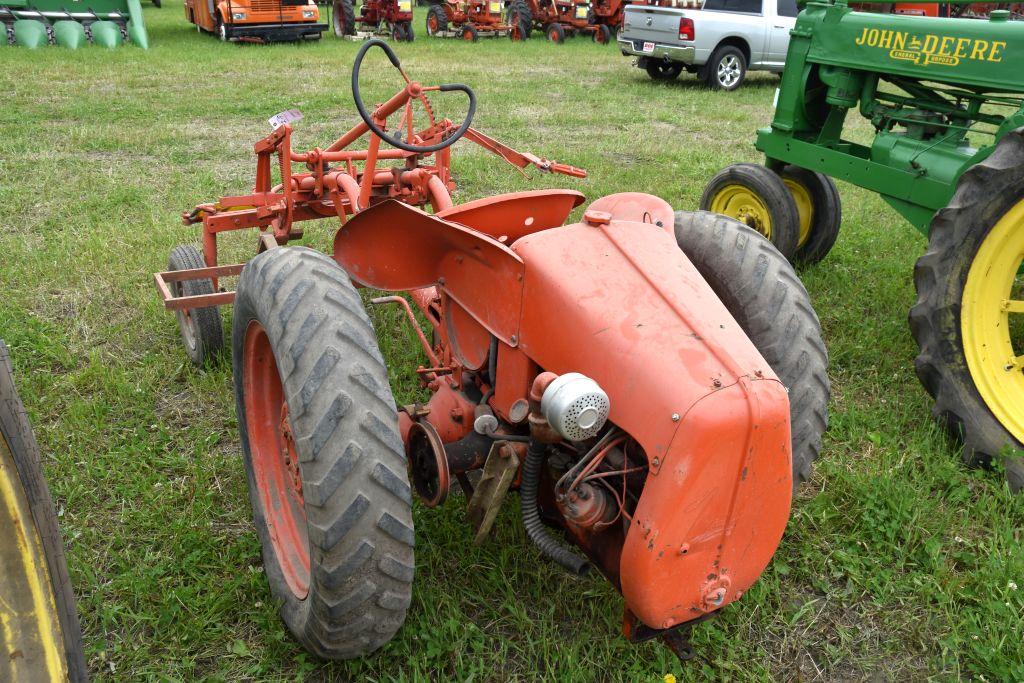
[155,42,584,315]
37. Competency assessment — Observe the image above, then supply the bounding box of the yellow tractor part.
[707,184,774,240]
[961,199,1024,446]
[782,177,813,248]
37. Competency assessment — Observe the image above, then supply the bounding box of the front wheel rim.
[708,184,773,239]
[717,55,740,87]
[783,177,814,247]
[243,320,311,600]
[962,199,1024,444]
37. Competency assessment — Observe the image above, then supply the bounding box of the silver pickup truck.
[618,0,798,90]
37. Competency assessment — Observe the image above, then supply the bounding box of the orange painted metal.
[157,49,796,652]
[184,0,323,41]
[241,321,311,600]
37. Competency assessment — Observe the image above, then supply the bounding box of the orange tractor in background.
[332,0,414,40]
[154,41,829,662]
[184,0,325,41]
[514,0,611,42]
[424,0,526,40]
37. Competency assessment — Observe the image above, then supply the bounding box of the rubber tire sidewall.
[333,0,355,36]
[232,246,415,658]
[645,60,682,81]
[910,128,1024,491]
[168,244,223,367]
[780,165,843,265]
[0,341,88,683]
[673,212,830,492]
[426,4,447,35]
[700,162,801,261]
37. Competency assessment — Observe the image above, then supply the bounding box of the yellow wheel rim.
[708,184,773,239]
[783,178,814,248]
[962,199,1024,444]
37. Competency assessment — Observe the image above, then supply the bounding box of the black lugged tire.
[645,60,682,81]
[168,244,223,367]
[780,165,842,265]
[232,247,415,658]
[333,0,355,36]
[0,341,87,683]
[700,162,801,261]
[674,211,830,492]
[425,4,447,35]
[506,0,531,39]
[910,128,1024,492]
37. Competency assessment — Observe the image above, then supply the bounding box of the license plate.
[489,1,501,12]
[575,5,588,18]
[398,0,411,10]
[642,41,655,53]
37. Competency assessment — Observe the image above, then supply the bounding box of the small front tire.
[167,244,223,367]
[779,165,842,264]
[700,163,801,261]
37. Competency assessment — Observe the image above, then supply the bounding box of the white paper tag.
[269,109,304,130]
[773,87,780,108]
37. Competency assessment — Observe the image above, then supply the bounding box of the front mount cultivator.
[154,40,829,663]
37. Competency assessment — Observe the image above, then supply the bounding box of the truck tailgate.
[621,5,684,44]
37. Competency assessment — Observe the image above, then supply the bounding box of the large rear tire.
[168,244,223,367]
[333,0,356,36]
[506,0,531,39]
[910,128,1024,492]
[674,211,830,492]
[425,4,447,35]
[0,340,87,682]
[232,247,415,658]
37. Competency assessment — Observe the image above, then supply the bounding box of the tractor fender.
[510,211,792,629]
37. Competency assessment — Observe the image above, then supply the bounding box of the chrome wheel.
[717,54,741,88]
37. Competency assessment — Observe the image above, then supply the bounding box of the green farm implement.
[703,0,1024,490]
[2,0,150,47]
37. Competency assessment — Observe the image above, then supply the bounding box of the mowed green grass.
[2,3,1023,680]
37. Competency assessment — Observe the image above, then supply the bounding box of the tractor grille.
[248,0,280,12]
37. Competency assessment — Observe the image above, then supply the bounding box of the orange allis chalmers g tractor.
[154,40,829,660]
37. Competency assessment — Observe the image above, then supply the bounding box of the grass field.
[3,4,1024,680]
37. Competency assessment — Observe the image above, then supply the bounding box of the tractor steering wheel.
[351,39,476,154]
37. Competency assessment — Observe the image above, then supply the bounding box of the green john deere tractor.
[702,0,1024,490]
[2,0,150,47]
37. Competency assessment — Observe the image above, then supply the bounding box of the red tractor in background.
[512,0,610,43]
[154,40,829,663]
[424,0,525,40]
[333,0,413,40]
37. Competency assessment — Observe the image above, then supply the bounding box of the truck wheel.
[700,163,801,261]
[232,247,415,658]
[910,128,1024,492]
[545,22,564,43]
[645,60,682,81]
[707,44,746,90]
[168,244,223,367]
[0,341,88,683]
[673,211,830,492]
[333,0,355,36]
[462,23,478,41]
[780,165,842,265]
[506,0,531,39]
[592,24,610,44]
[425,4,447,35]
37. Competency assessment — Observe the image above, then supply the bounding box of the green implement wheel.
[0,340,87,682]
[700,162,801,261]
[911,128,1024,492]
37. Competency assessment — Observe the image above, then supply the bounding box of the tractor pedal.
[466,441,520,544]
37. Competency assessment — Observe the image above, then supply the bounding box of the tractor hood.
[511,204,792,630]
